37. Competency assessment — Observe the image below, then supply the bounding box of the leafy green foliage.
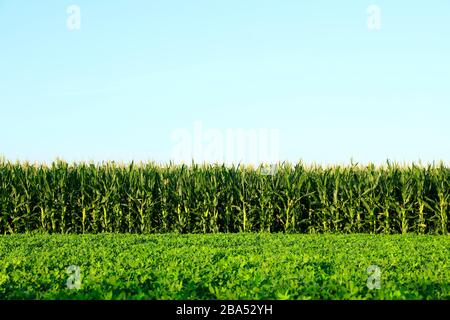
[0,160,449,234]
[0,234,448,299]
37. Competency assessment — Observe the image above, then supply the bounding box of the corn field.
[0,160,449,235]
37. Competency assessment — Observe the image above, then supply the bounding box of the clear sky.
[1,0,449,165]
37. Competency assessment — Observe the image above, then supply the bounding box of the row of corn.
[0,160,448,234]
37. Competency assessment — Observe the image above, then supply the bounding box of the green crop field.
[1,160,449,300]
[0,233,449,300]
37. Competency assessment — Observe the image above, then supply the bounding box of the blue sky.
[1,0,449,165]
